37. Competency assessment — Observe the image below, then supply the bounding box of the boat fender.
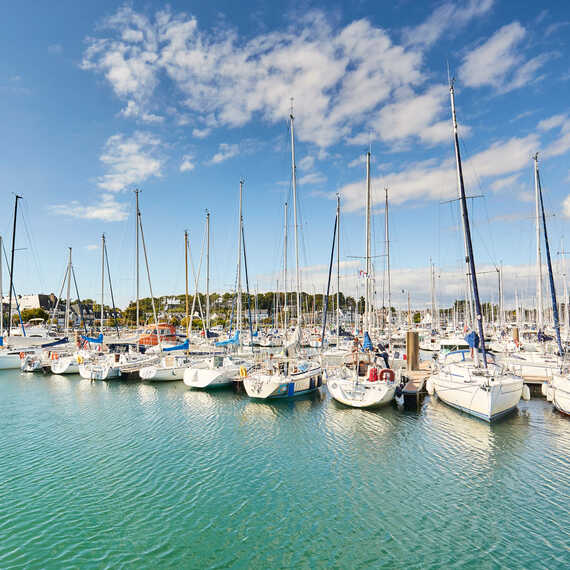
[369,367,378,382]
[546,386,554,402]
[77,355,84,364]
[426,377,435,396]
[522,385,530,401]
[395,385,403,398]
[239,366,248,378]
[541,383,548,397]
[19,352,25,359]
[379,368,395,382]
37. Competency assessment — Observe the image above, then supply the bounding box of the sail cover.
[363,332,373,351]
[163,338,189,352]
[215,330,239,347]
[464,331,480,349]
[81,333,104,344]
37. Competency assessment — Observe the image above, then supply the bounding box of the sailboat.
[243,105,323,399]
[524,155,570,415]
[427,80,523,422]
[327,152,397,408]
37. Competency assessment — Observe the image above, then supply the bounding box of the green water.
[0,371,568,569]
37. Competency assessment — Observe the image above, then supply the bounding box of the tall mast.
[336,194,340,341]
[206,210,210,331]
[185,230,189,337]
[364,151,371,332]
[65,247,72,334]
[385,188,391,339]
[135,189,140,329]
[7,195,21,336]
[535,153,563,355]
[450,80,487,367]
[100,234,105,335]
[290,102,301,325]
[283,201,288,332]
[0,235,3,338]
[534,155,544,330]
[430,258,436,330]
[237,180,244,333]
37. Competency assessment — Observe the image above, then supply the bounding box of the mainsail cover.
[163,338,189,352]
[363,331,373,351]
[81,333,104,344]
[215,330,239,347]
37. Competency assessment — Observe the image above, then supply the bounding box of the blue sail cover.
[0,337,3,347]
[363,331,373,351]
[40,337,69,348]
[81,333,104,344]
[215,330,239,347]
[163,338,189,352]
[465,331,480,349]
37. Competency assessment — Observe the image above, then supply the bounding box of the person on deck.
[376,343,390,369]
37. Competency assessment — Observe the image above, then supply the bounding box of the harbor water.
[0,370,568,568]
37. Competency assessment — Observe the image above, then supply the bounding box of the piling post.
[406,331,419,371]
[513,327,519,344]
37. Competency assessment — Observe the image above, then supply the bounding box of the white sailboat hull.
[551,374,570,415]
[327,377,395,408]
[50,356,79,375]
[243,365,323,399]
[79,362,121,380]
[0,353,23,370]
[140,365,186,381]
[183,367,235,388]
[432,363,523,422]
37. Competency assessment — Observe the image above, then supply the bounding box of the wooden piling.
[513,327,519,343]
[406,331,419,371]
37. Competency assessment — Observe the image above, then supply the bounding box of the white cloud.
[49,194,129,222]
[541,115,570,157]
[403,0,494,48]
[192,127,211,138]
[180,154,195,172]
[298,155,315,171]
[208,143,239,165]
[97,131,163,192]
[490,174,519,192]
[299,172,326,185]
[348,155,366,168]
[337,133,539,212]
[563,195,570,218]
[82,7,428,147]
[85,244,99,251]
[459,22,549,92]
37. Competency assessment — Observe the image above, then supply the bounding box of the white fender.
[522,384,530,401]
[426,377,435,396]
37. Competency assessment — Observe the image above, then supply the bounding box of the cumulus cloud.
[337,133,539,212]
[192,127,211,139]
[299,172,326,186]
[540,114,570,157]
[459,22,549,92]
[82,7,434,147]
[97,131,163,192]
[180,154,195,172]
[208,143,239,165]
[403,0,494,48]
[49,194,129,222]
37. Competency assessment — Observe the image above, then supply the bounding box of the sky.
[0,0,569,310]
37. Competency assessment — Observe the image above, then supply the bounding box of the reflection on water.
[0,370,568,568]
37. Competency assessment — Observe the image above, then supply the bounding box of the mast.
[535,153,563,355]
[206,210,210,331]
[450,80,487,367]
[283,201,288,332]
[7,195,22,336]
[135,189,140,329]
[336,194,340,342]
[64,247,72,334]
[185,230,189,338]
[534,159,544,330]
[290,102,301,326]
[100,234,105,335]
[430,258,436,330]
[385,188,392,339]
[365,151,371,332]
[237,180,244,334]
[0,236,3,338]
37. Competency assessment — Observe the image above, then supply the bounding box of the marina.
[2,1,570,567]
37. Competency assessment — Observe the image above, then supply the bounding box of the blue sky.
[0,0,569,308]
